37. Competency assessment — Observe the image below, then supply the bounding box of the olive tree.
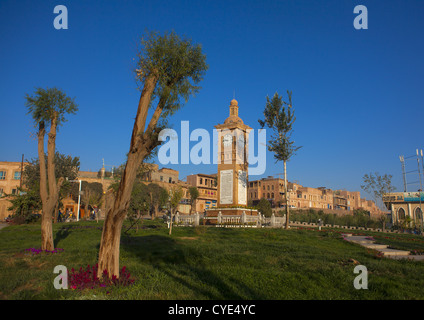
[25,87,77,250]
[97,31,208,278]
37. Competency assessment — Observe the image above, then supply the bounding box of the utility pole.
[400,155,407,192]
[67,178,82,221]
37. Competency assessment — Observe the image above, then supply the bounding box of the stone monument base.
[204,207,259,226]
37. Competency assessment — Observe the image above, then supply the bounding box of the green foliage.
[70,181,103,210]
[361,172,396,209]
[19,153,80,213]
[188,186,199,202]
[7,189,42,221]
[169,187,183,213]
[289,209,383,229]
[135,30,208,122]
[25,87,78,129]
[148,183,168,210]
[258,91,301,162]
[23,153,80,191]
[256,198,272,217]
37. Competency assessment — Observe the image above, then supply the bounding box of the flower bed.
[24,248,64,255]
[69,264,135,290]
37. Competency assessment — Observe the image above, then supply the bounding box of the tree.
[97,30,208,278]
[124,181,151,234]
[168,187,184,236]
[361,172,396,230]
[147,183,168,218]
[23,153,80,223]
[256,198,272,217]
[7,188,41,221]
[188,186,199,214]
[70,181,103,218]
[258,91,301,229]
[25,87,78,251]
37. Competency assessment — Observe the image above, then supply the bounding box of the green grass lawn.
[0,220,423,300]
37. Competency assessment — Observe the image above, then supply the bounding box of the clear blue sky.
[1,0,423,199]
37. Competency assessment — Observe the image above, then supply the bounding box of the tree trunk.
[97,71,160,279]
[169,209,174,235]
[38,115,64,251]
[284,160,290,230]
[41,201,55,250]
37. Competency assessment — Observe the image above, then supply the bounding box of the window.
[271,193,274,199]
[267,185,270,191]
[0,188,3,197]
[397,208,406,220]
[267,193,270,199]
[11,189,17,195]
[200,178,203,184]
[14,171,21,180]
[0,171,5,180]
[160,176,163,182]
[169,177,172,183]
[271,185,274,190]
[415,207,423,220]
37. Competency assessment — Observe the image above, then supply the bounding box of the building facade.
[0,161,27,220]
[247,176,381,216]
[383,191,423,225]
[186,173,218,212]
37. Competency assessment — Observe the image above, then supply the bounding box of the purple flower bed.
[24,248,64,255]
[68,264,135,290]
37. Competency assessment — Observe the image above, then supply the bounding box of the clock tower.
[214,99,252,208]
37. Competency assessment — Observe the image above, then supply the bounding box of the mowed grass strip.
[0,220,423,300]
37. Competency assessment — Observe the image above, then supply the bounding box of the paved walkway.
[342,233,424,261]
[0,223,9,231]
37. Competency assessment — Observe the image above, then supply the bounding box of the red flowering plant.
[68,264,135,290]
[24,248,64,255]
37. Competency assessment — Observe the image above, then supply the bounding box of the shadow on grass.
[121,234,263,299]
[54,226,73,247]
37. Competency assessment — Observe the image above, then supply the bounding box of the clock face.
[223,134,232,147]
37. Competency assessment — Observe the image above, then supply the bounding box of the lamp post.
[67,178,82,222]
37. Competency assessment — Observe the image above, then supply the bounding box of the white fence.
[172,212,286,228]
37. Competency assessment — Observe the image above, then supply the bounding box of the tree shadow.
[54,226,72,247]
[121,234,264,299]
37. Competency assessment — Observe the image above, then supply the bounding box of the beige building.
[248,176,293,207]
[383,191,423,225]
[247,176,381,216]
[0,161,27,220]
[141,164,191,214]
[186,173,218,212]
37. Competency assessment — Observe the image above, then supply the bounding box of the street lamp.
[67,178,82,222]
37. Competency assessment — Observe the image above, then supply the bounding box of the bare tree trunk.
[284,160,290,230]
[38,117,64,251]
[169,209,174,235]
[53,201,59,224]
